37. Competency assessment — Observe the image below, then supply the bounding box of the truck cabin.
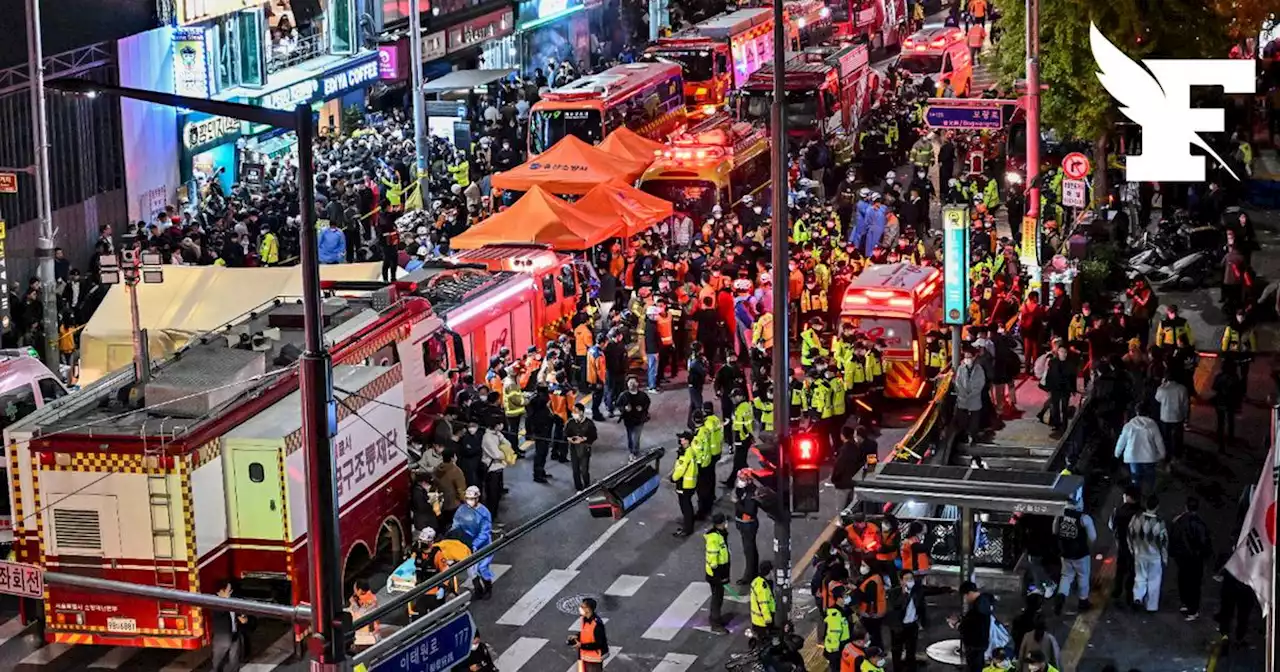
[739,60,841,140]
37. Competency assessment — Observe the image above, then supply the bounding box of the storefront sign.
[520,0,584,29]
[0,173,16,194]
[176,0,264,26]
[942,206,969,326]
[378,45,402,80]
[1019,215,1038,266]
[423,31,448,62]
[254,53,381,111]
[448,9,514,54]
[0,220,8,324]
[539,0,569,15]
[182,114,243,153]
[172,28,212,99]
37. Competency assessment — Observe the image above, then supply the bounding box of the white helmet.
[948,178,959,187]
[417,527,436,543]
[858,187,871,198]
[733,279,753,292]
[885,170,896,182]
[712,204,723,215]
[465,485,481,501]
[871,192,883,202]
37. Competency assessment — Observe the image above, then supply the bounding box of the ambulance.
[638,113,770,219]
[839,263,943,399]
[896,26,973,97]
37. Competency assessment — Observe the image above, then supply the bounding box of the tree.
[989,0,1239,197]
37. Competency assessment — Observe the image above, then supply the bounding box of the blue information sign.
[368,611,475,672]
[925,104,1003,130]
[942,206,970,326]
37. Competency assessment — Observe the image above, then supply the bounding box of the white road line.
[0,614,30,643]
[491,563,512,583]
[496,568,579,626]
[652,652,699,672]
[562,646,621,672]
[19,643,74,666]
[641,582,711,641]
[87,647,141,669]
[241,631,296,671]
[495,637,548,671]
[603,574,648,597]
[566,518,629,572]
[158,648,210,672]
[568,615,609,632]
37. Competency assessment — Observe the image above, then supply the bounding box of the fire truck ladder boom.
[143,429,181,613]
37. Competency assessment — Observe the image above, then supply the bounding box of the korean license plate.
[106,617,137,633]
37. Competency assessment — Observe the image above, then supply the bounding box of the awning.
[421,69,517,94]
[491,135,650,195]
[449,186,623,251]
[847,462,1084,516]
[574,179,674,237]
[598,127,666,164]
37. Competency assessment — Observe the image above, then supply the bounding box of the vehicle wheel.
[342,544,372,597]
[376,520,404,565]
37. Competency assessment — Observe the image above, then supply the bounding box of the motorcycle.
[1128,248,1216,291]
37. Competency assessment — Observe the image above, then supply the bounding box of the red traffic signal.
[794,434,819,465]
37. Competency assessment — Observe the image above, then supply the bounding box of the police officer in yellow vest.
[672,433,700,537]
[827,367,847,448]
[924,330,949,381]
[753,384,775,433]
[750,560,776,638]
[824,585,853,671]
[502,373,526,448]
[863,341,885,425]
[1221,309,1256,378]
[258,228,279,266]
[793,214,810,244]
[752,311,775,352]
[694,403,723,518]
[801,319,830,367]
[801,279,828,322]
[789,367,810,421]
[705,513,731,631]
[1156,304,1193,348]
[727,389,755,488]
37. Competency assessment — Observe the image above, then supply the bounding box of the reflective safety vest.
[753,313,775,349]
[750,576,775,627]
[844,357,867,388]
[259,233,279,264]
[801,329,828,366]
[846,522,882,554]
[692,432,713,469]
[823,608,851,653]
[925,342,949,370]
[1221,326,1256,353]
[700,415,724,458]
[753,398,775,432]
[790,383,809,412]
[829,377,847,415]
[983,180,1000,209]
[578,617,604,663]
[840,642,868,672]
[865,352,883,381]
[910,141,934,167]
[801,288,828,314]
[672,450,699,490]
[901,538,932,573]
[503,382,526,417]
[810,379,833,419]
[1156,316,1192,347]
[857,574,886,617]
[705,529,729,577]
[876,527,901,563]
[732,400,754,440]
[1068,314,1088,342]
[793,217,810,243]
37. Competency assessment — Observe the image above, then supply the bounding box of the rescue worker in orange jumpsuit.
[570,597,609,671]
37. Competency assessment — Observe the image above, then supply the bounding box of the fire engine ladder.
[144,430,181,616]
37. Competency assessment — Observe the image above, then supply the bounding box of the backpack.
[499,436,518,466]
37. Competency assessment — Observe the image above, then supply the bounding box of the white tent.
[79,263,390,384]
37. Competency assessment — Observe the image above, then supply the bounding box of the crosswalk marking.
[652,652,699,672]
[241,631,296,671]
[491,563,512,582]
[88,646,141,668]
[158,648,210,672]
[496,568,579,627]
[19,643,74,665]
[642,582,710,641]
[603,574,648,597]
[562,646,622,672]
[567,518,628,572]
[568,615,609,632]
[495,637,548,671]
[0,615,29,643]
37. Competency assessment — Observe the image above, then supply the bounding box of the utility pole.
[408,0,430,205]
[1024,0,1042,236]
[24,0,59,372]
[294,104,346,671]
[768,0,791,630]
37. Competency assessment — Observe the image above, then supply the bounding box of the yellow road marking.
[1061,556,1117,669]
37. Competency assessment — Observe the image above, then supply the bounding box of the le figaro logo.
[1090,23,1254,182]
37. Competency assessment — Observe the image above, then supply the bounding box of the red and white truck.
[643,8,777,114]
[831,0,908,52]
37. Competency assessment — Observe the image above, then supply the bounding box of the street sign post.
[1061,152,1091,180]
[0,173,16,194]
[925,104,1004,130]
[1062,179,1087,209]
[0,560,44,599]
[362,610,474,672]
[942,206,970,326]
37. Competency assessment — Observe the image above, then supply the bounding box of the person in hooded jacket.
[949,581,995,672]
[1115,407,1166,493]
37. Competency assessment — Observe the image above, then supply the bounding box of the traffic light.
[790,433,821,514]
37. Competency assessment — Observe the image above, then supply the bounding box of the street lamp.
[45,77,347,669]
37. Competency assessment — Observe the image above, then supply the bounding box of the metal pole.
[295,104,345,669]
[768,0,791,629]
[127,279,148,383]
[45,572,312,624]
[1024,0,1041,230]
[950,325,962,371]
[408,0,430,205]
[958,507,974,593]
[24,0,59,372]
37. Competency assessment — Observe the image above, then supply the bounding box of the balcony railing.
[267,31,331,75]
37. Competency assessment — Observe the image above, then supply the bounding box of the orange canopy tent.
[573,179,674,237]
[449,186,623,251]
[598,127,666,164]
[490,135,650,195]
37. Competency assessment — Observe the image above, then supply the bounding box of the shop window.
[212,9,267,90]
[329,0,357,55]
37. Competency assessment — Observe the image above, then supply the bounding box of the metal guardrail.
[891,372,953,463]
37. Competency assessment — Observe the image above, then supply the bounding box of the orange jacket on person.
[656,314,674,346]
[845,522,882,555]
[968,0,988,17]
[587,350,606,385]
[789,269,804,298]
[549,389,575,423]
[967,24,986,48]
[574,323,593,356]
[901,538,932,573]
[857,573,887,617]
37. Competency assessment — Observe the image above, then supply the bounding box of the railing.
[892,372,953,463]
[267,32,331,75]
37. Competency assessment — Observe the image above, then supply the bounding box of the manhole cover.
[557,593,599,615]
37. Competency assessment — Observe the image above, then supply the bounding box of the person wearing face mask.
[953,346,987,443]
[887,569,928,671]
[452,486,495,599]
[568,598,609,671]
[982,647,1013,671]
[1155,304,1192,349]
[671,432,700,537]
[704,513,732,631]
[823,585,853,670]
[564,403,597,491]
[462,631,497,671]
[480,421,508,519]
[1022,650,1059,672]
[859,646,888,672]
[855,562,887,649]
[732,469,761,586]
[839,626,871,672]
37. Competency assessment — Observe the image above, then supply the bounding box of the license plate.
[106,617,137,633]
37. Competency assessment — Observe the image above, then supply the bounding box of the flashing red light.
[795,435,817,463]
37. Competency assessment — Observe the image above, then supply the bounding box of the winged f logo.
[1089,23,1255,182]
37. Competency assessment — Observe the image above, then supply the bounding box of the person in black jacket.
[564,404,598,491]
[713,352,747,422]
[456,418,485,488]
[463,630,498,671]
[949,581,993,672]
[733,470,760,586]
[686,342,709,427]
[525,386,555,483]
[1169,495,1214,620]
[603,331,628,417]
[410,472,440,537]
[211,582,256,672]
[615,377,651,459]
[888,569,929,672]
[1109,485,1143,600]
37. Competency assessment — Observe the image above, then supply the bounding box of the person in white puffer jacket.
[1115,407,1166,493]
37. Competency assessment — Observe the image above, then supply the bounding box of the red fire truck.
[2,248,573,649]
[739,44,875,142]
[830,0,908,52]
[642,8,776,116]
[840,263,943,399]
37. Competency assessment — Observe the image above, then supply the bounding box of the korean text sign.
[942,206,969,326]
